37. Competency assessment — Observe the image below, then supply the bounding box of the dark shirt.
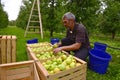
[66,22,90,49]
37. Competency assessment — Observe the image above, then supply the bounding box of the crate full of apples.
[27,42,87,80]
[35,53,87,80]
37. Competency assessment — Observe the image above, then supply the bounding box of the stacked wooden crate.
[0,35,17,64]
[27,42,87,80]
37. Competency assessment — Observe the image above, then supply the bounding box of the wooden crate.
[27,47,38,60]
[36,57,87,80]
[0,60,40,80]
[27,46,87,80]
[0,35,17,64]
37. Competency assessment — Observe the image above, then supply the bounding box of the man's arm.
[53,42,82,53]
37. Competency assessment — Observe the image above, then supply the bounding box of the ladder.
[24,0,43,39]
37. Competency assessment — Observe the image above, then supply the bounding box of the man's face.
[62,18,70,28]
[62,18,74,29]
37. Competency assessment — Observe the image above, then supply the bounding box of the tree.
[98,0,120,39]
[40,0,66,37]
[0,4,9,28]
[9,20,16,26]
[16,0,33,29]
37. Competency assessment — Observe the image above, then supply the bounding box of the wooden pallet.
[0,35,17,64]
[0,60,40,80]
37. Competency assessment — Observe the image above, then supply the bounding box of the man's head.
[62,12,75,29]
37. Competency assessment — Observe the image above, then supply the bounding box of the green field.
[0,26,120,80]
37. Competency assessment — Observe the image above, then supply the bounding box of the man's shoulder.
[75,22,85,30]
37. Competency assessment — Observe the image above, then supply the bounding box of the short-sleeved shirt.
[66,22,90,49]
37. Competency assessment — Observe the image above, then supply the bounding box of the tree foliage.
[9,20,16,26]
[98,0,120,39]
[16,0,120,38]
[40,0,66,37]
[0,4,8,28]
[16,0,33,29]
[64,0,100,33]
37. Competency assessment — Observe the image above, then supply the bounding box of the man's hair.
[62,12,75,21]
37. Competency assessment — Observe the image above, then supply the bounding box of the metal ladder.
[24,0,43,39]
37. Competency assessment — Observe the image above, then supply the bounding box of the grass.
[0,26,120,80]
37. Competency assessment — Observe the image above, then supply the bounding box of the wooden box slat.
[11,36,16,62]
[0,35,17,64]
[7,72,31,80]
[0,60,40,80]
[6,36,11,63]
[6,67,31,75]
[1,36,7,64]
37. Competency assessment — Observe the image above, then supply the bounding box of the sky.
[1,0,23,21]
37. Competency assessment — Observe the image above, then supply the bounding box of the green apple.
[58,64,66,71]
[54,67,60,73]
[62,61,67,66]
[61,54,67,60]
[70,62,76,68]
[44,64,50,70]
[76,63,81,66]
[42,62,46,66]
[49,70,54,74]
[66,65,70,70]
[36,54,40,58]
[56,58,62,64]
[46,60,52,64]
[65,58,72,65]
[49,64,56,71]
[53,62,57,65]
[53,43,58,48]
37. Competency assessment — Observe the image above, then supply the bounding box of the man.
[53,12,90,61]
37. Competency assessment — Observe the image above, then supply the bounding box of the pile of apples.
[30,42,61,60]
[31,45,53,53]
[42,53,82,74]
[27,42,51,47]
[36,51,55,60]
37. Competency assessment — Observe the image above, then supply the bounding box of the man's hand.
[53,47,62,53]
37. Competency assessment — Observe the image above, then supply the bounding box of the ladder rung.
[33,9,38,11]
[30,21,40,23]
[31,15,39,17]
[26,32,40,34]
[28,26,40,28]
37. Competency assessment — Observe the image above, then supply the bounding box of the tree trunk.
[111,31,115,39]
[49,0,54,37]
[50,29,53,37]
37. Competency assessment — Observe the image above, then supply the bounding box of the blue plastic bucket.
[50,38,59,45]
[94,42,107,51]
[27,38,38,44]
[89,49,112,74]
